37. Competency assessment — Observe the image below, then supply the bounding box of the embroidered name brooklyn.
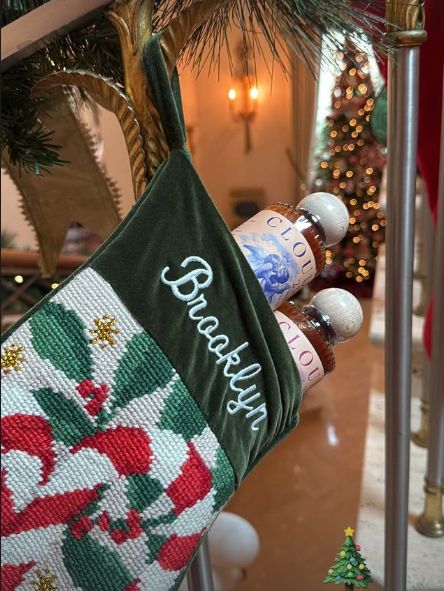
[160,255,267,431]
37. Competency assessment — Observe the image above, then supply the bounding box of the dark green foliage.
[1,2,123,172]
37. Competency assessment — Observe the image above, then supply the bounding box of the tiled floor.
[227,299,385,590]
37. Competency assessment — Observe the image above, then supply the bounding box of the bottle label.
[232,210,317,309]
[274,310,325,392]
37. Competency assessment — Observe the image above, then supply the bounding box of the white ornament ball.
[213,567,245,591]
[298,192,349,247]
[310,287,363,342]
[209,512,260,568]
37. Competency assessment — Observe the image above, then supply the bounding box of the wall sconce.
[227,42,259,153]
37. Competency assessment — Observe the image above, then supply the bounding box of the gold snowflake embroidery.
[32,569,58,591]
[1,343,26,375]
[89,314,119,349]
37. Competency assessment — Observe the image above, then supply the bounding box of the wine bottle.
[275,288,363,393]
[232,193,349,309]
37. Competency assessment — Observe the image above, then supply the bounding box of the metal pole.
[187,538,215,591]
[415,71,444,538]
[384,2,427,589]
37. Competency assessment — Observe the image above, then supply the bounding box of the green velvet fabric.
[94,36,302,483]
[3,35,302,486]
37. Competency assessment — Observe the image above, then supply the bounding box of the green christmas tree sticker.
[324,526,373,589]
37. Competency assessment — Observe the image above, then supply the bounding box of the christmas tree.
[312,44,386,294]
[324,526,373,589]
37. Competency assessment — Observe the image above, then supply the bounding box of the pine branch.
[158,0,387,75]
[1,6,123,172]
[1,0,387,172]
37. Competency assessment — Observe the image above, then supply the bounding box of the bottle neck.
[297,207,327,245]
[276,202,327,245]
[301,304,338,347]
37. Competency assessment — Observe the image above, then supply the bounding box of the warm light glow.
[51,283,59,289]
[320,161,329,169]
[353,237,360,243]
[349,68,357,76]
[249,86,259,100]
[228,88,237,101]
[356,276,364,283]
[372,224,379,231]
[358,83,368,94]
[366,167,374,175]
[359,259,366,266]
[350,199,357,205]
[339,182,347,189]
[346,170,353,178]
[14,275,24,284]
[349,217,356,224]
[350,119,357,127]
[330,130,338,138]
[346,271,353,278]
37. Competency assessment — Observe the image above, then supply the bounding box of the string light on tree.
[312,42,385,292]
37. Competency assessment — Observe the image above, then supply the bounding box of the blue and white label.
[232,210,317,309]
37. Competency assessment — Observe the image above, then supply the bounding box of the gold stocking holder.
[33,0,229,197]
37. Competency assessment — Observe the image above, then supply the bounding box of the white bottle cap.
[298,192,349,247]
[310,288,363,343]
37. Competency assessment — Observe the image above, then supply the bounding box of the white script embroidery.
[161,256,267,431]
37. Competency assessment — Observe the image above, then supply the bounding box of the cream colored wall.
[1,170,37,249]
[180,39,296,222]
[1,36,296,246]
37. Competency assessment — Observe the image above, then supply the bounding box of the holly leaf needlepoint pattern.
[30,302,92,382]
[33,388,96,447]
[112,332,174,411]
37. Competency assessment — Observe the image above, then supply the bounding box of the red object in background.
[369,1,444,359]
[416,2,443,359]
[424,298,434,358]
